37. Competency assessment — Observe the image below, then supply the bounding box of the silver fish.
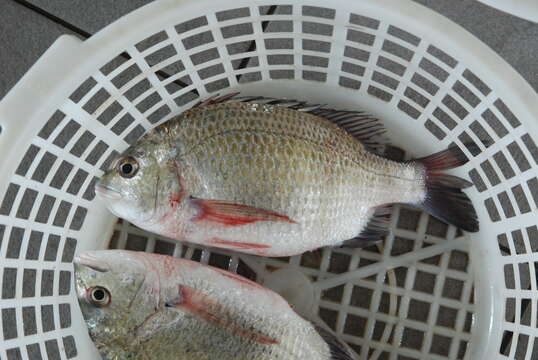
[74,250,354,359]
[96,95,478,256]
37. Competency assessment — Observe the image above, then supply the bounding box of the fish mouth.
[94,182,122,201]
[74,252,110,273]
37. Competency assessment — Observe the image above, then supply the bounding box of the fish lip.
[94,182,122,201]
[74,253,110,273]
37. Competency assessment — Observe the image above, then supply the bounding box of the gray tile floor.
[1,0,537,101]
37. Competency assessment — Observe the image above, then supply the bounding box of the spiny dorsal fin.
[191,93,387,153]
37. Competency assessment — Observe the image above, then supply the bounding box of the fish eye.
[117,157,138,178]
[88,286,111,307]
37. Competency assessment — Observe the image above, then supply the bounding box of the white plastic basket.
[476,0,538,22]
[1,0,537,359]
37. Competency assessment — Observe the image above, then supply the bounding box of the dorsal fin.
[190,93,387,153]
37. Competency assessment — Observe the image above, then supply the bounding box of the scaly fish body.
[97,98,478,256]
[74,250,353,360]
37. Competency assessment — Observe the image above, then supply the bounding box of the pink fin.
[169,285,279,345]
[191,198,297,226]
[211,238,271,250]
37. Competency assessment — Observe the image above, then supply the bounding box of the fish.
[95,95,479,257]
[74,250,354,359]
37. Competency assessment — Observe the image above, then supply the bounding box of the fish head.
[74,250,161,353]
[96,137,181,224]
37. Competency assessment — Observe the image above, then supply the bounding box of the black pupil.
[93,289,105,301]
[121,163,133,175]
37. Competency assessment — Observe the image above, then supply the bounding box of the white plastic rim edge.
[477,0,538,23]
[0,0,536,358]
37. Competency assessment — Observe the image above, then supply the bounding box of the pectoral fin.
[166,285,279,345]
[191,198,297,226]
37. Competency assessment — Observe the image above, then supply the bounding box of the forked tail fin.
[414,145,479,233]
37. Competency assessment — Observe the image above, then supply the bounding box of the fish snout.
[94,181,122,201]
[74,252,111,273]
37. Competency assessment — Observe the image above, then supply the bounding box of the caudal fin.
[414,146,479,233]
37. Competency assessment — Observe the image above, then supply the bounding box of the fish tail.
[413,145,479,232]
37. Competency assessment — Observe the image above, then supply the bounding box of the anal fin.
[342,206,392,248]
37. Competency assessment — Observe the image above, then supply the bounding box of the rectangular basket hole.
[493,151,516,179]
[265,38,293,50]
[342,62,366,77]
[41,304,55,332]
[522,134,538,165]
[63,336,77,359]
[50,161,74,190]
[39,110,66,140]
[303,39,331,53]
[484,197,501,222]
[111,113,135,136]
[270,70,294,79]
[204,78,230,93]
[0,183,20,216]
[453,81,480,108]
[527,177,538,208]
[507,141,531,172]
[373,71,398,90]
[44,234,60,261]
[66,169,89,196]
[70,131,96,157]
[69,77,97,103]
[425,119,446,140]
[2,308,17,340]
[6,348,22,359]
[41,270,54,296]
[36,195,55,224]
[482,109,508,138]
[505,297,516,322]
[398,100,421,119]
[411,73,438,96]
[26,231,43,261]
[23,307,37,335]
[388,25,420,46]
[2,268,16,299]
[216,7,249,21]
[198,64,226,81]
[237,72,262,83]
[469,121,494,148]
[528,225,538,252]
[70,206,87,231]
[85,141,108,166]
[145,45,177,67]
[112,63,142,89]
[481,160,501,186]
[191,48,220,66]
[160,60,185,76]
[59,303,71,328]
[346,28,375,46]
[339,77,361,90]
[303,71,326,82]
[468,169,487,192]
[59,271,71,295]
[53,201,72,227]
[82,88,110,115]
[45,339,61,360]
[498,191,516,218]
[182,30,214,50]
[16,188,38,220]
[176,16,208,34]
[512,230,527,255]
[221,23,254,39]
[123,124,145,146]
[101,150,120,172]
[136,92,163,113]
[405,87,429,108]
[231,56,259,70]
[61,238,77,263]
[442,95,468,120]
[344,46,369,63]
[498,233,511,256]
[22,269,36,297]
[125,78,151,101]
[419,57,449,82]
[227,40,255,55]
[100,53,129,76]
[463,69,491,96]
[427,45,457,68]
[53,120,81,149]
[174,91,199,107]
[16,144,40,176]
[135,30,168,52]
[303,55,329,68]
[148,104,171,124]
[382,40,414,62]
[349,13,379,29]
[32,152,58,183]
[495,99,521,128]
[504,264,515,289]
[303,21,333,37]
[6,227,23,259]
[368,86,392,102]
[377,56,405,77]
[302,5,335,19]
[260,5,292,15]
